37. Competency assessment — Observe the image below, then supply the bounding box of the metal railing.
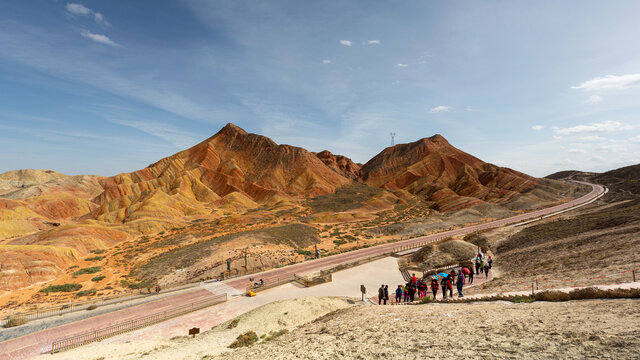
[1,282,201,326]
[50,293,227,354]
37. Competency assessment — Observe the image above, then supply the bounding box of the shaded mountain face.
[359,135,537,211]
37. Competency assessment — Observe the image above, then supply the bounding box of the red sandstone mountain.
[359,135,537,211]
[93,123,352,223]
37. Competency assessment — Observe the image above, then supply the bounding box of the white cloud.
[531,125,544,131]
[568,148,587,153]
[339,40,352,46]
[66,3,91,16]
[554,120,633,135]
[396,63,408,68]
[571,74,640,91]
[630,135,640,143]
[465,106,474,112]
[585,94,603,103]
[93,13,110,27]
[80,30,120,47]
[429,105,452,113]
[322,59,331,64]
[66,3,110,26]
[367,40,381,45]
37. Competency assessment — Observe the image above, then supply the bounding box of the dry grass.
[136,223,319,283]
[228,331,259,348]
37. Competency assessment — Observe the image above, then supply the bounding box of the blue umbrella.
[438,272,450,278]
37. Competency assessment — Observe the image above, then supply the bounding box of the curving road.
[0,181,604,359]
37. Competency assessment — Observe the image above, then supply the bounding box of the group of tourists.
[377,252,493,304]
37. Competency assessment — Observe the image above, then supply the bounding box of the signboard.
[189,327,200,337]
[227,260,231,271]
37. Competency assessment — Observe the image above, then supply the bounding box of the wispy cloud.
[429,105,451,113]
[554,120,633,135]
[465,106,474,112]
[93,13,109,27]
[0,20,224,123]
[396,63,408,68]
[339,40,352,46]
[322,59,331,64]
[106,117,199,148]
[66,3,91,16]
[531,125,544,131]
[367,40,381,45]
[571,74,640,91]
[585,94,603,103]
[80,30,120,47]
[66,3,110,26]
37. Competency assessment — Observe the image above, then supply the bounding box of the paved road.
[0,181,604,360]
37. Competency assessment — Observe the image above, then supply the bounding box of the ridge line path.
[0,182,604,360]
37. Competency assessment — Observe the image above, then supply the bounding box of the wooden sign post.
[189,327,200,338]
[360,285,366,301]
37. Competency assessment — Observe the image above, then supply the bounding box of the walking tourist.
[384,285,389,305]
[431,276,439,299]
[456,271,465,297]
[378,285,385,305]
[395,285,403,303]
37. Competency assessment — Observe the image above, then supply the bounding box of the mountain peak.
[216,123,248,137]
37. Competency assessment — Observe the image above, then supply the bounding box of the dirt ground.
[213,299,640,360]
[36,296,640,360]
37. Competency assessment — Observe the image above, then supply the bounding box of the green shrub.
[228,331,258,348]
[227,318,239,329]
[264,329,289,342]
[85,256,104,261]
[40,283,82,294]
[296,249,313,256]
[91,275,106,282]
[76,289,97,297]
[4,316,28,328]
[87,304,98,310]
[333,240,347,246]
[73,267,102,276]
[120,279,150,289]
[90,249,106,254]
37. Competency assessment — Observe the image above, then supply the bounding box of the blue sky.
[1,1,639,177]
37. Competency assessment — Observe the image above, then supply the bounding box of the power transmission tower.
[390,132,396,146]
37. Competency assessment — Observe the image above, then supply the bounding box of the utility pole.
[390,132,396,146]
[244,247,248,274]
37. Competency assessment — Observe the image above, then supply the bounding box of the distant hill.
[546,164,640,196]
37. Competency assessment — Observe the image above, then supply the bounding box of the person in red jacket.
[430,276,439,299]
